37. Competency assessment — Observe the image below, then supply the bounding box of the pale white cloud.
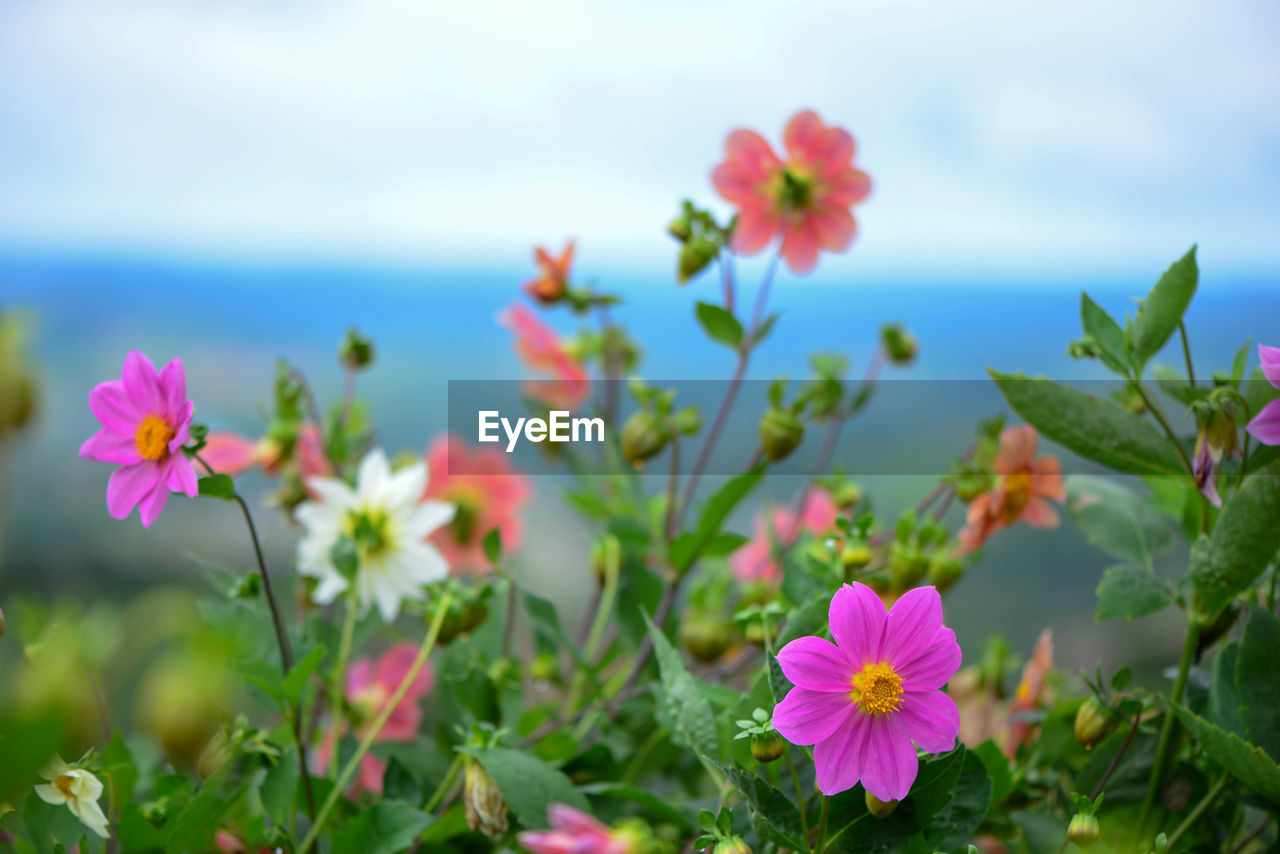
[0,0,1277,275]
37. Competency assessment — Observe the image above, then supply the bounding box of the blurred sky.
[1,0,1279,279]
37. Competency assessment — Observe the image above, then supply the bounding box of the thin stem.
[663,436,681,541]
[1132,382,1195,477]
[326,595,358,781]
[301,591,453,854]
[1166,772,1229,848]
[1228,815,1271,854]
[1179,321,1196,387]
[1091,709,1145,801]
[1137,622,1202,837]
[784,751,810,844]
[814,794,830,853]
[423,752,464,813]
[501,574,517,657]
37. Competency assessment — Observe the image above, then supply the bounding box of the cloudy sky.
[2,0,1278,277]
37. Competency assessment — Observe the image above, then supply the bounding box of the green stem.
[1166,772,1229,848]
[301,591,453,853]
[784,751,810,845]
[1179,321,1196,387]
[1132,381,1195,477]
[326,594,358,781]
[814,794,830,854]
[1137,622,1202,837]
[422,752,463,813]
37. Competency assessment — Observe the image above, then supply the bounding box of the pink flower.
[517,804,633,854]
[499,303,589,409]
[314,643,434,796]
[712,110,871,274]
[958,425,1064,554]
[523,240,575,304]
[202,424,331,481]
[730,490,837,586]
[1002,629,1053,758]
[772,583,962,800]
[1247,343,1280,445]
[79,350,198,527]
[422,435,531,573]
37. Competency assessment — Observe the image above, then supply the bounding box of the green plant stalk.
[301,590,453,853]
[561,563,621,717]
[1179,320,1196,387]
[1166,772,1229,848]
[326,593,359,782]
[1131,381,1195,477]
[814,794,830,854]
[784,750,810,845]
[422,752,463,813]
[1137,622,1202,837]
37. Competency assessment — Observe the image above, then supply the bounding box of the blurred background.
[2,0,1279,679]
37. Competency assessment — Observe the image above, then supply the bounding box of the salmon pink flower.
[1003,629,1053,757]
[523,240,575,304]
[79,350,198,527]
[517,804,635,854]
[313,643,435,795]
[422,435,531,573]
[202,424,331,480]
[772,583,961,800]
[731,490,837,586]
[499,303,589,409]
[712,110,871,274]
[958,425,1064,554]
[1247,343,1280,445]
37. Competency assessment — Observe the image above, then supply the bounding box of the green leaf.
[259,748,299,827]
[1152,364,1208,406]
[1235,606,1280,760]
[1189,461,1280,618]
[1209,641,1246,737]
[971,739,1013,804]
[719,764,806,850]
[1066,475,1175,569]
[100,733,139,810]
[1095,565,1175,621]
[1131,247,1198,370]
[695,301,744,349]
[197,473,236,501]
[989,372,1185,476]
[166,765,251,854]
[670,464,765,571]
[1080,292,1129,375]
[578,783,696,830]
[753,311,781,346]
[921,749,993,849]
[457,746,588,828]
[283,644,325,708]
[482,529,502,565]
[643,612,720,765]
[331,801,432,854]
[1168,700,1280,803]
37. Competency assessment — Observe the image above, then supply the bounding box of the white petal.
[383,462,427,512]
[34,784,66,805]
[310,572,348,606]
[39,756,69,780]
[395,542,450,584]
[355,449,392,503]
[402,501,456,540]
[304,477,357,510]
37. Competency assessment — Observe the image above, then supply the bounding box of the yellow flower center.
[54,774,77,799]
[345,507,394,562]
[134,415,174,461]
[769,165,816,213]
[852,662,904,716]
[999,471,1034,521]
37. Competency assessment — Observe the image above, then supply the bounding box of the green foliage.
[457,746,588,827]
[1095,565,1175,621]
[1130,247,1198,371]
[695,301,745,350]
[1189,461,1280,618]
[1169,701,1280,804]
[332,801,432,854]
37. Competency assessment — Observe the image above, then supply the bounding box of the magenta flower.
[1247,344,1280,446]
[517,804,633,854]
[79,350,198,527]
[772,583,962,801]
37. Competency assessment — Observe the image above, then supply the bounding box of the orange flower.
[1004,629,1054,757]
[958,425,1064,554]
[498,303,589,409]
[523,240,575,304]
[712,110,871,274]
[422,434,531,573]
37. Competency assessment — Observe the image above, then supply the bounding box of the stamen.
[134,415,174,461]
[852,662,904,716]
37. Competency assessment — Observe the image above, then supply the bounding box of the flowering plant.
[2,110,1279,854]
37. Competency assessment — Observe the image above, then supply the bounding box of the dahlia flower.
[730,490,837,585]
[958,425,1063,554]
[518,804,635,854]
[523,240,575,304]
[1247,343,1280,445]
[422,435,531,572]
[499,303,589,409]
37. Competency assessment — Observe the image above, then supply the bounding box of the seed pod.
[622,411,669,467]
[464,757,509,838]
[750,730,786,764]
[1067,814,1100,848]
[1073,697,1115,748]
[865,791,898,819]
[758,409,805,463]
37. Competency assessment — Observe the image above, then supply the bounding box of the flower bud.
[712,836,752,854]
[135,649,236,762]
[530,651,560,683]
[888,543,928,591]
[667,217,692,243]
[488,655,520,688]
[833,481,863,510]
[622,411,669,468]
[338,327,375,371]
[841,542,873,572]
[679,609,732,664]
[1074,697,1115,749]
[590,535,622,586]
[743,620,766,646]
[865,791,898,818]
[880,323,918,366]
[758,409,805,463]
[1067,814,1100,848]
[677,238,718,285]
[928,554,965,592]
[750,730,786,764]
[464,757,509,838]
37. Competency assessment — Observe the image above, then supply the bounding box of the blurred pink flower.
[314,643,435,796]
[518,804,633,854]
[79,350,198,527]
[422,434,531,573]
[712,109,871,274]
[958,425,1064,554]
[523,240,575,304]
[1247,343,1280,445]
[772,584,961,799]
[730,490,837,585]
[1003,629,1054,757]
[201,424,331,481]
[499,303,589,409]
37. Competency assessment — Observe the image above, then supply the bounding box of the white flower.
[34,756,109,839]
[297,448,454,621]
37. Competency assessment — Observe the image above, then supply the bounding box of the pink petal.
[776,636,855,692]
[779,219,820,274]
[356,754,386,796]
[121,350,166,415]
[731,207,781,255]
[157,358,187,422]
[1032,456,1065,501]
[994,425,1037,474]
[897,627,962,691]
[813,709,872,796]
[201,432,264,476]
[811,206,856,253]
[829,583,886,666]
[723,129,781,180]
[346,659,374,696]
[166,455,198,498]
[79,429,141,465]
[375,643,434,701]
[1248,399,1280,446]
[883,586,944,664]
[772,686,855,745]
[825,169,872,207]
[138,478,170,528]
[548,804,608,835]
[168,400,194,453]
[861,716,919,803]
[1260,344,1280,387]
[106,461,161,520]
[896,690,960,753]
[1021,497,1060,528]
[88,380,139,433]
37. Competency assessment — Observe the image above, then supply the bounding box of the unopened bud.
[530,651,559,683]
[750,730,786,764]
[464,758,509,839]
[590,535,622,586]
[1067,814,1099,848]
[880,323,918,366]
[841,542,873,572]
[833,481,862,510]
[1074,697,1115,748]
[338,328,375,371]
[487,655,519,688]
[679,609,732,664]
[713,836,752,854]
[928,554,965,592]
[667,217,692,243]
[622,411,669,468]
[758,409,805,463]
[888,543,928,591]
[677,238,717,285]
[865,791,898,818]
